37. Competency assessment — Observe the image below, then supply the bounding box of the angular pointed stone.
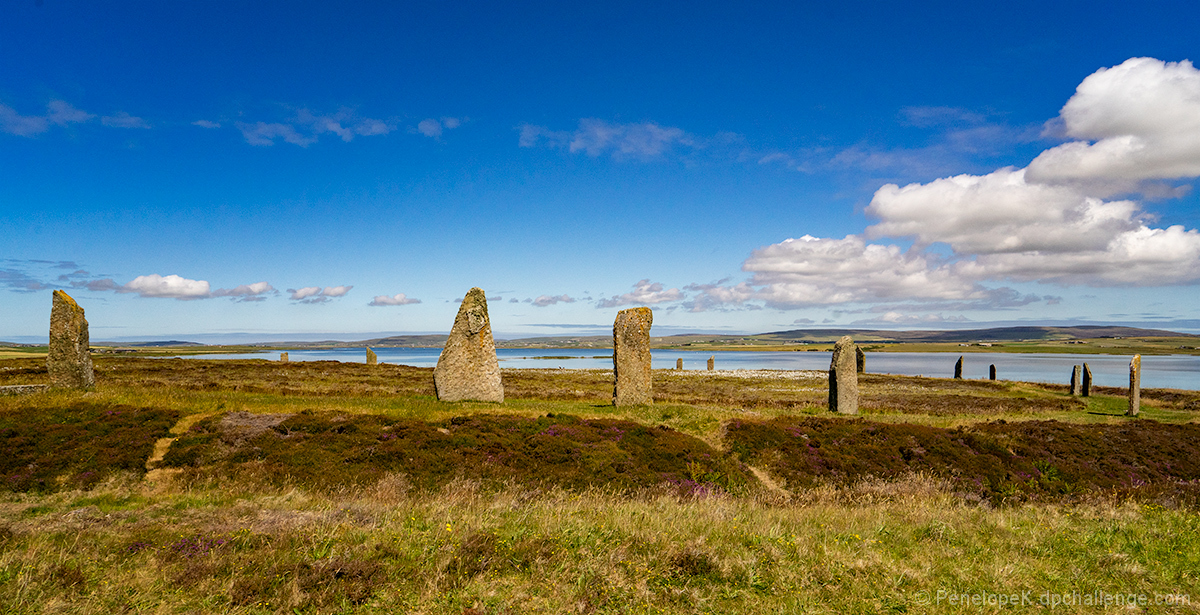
[954,356,964,379]
[48,290,94,388]
[1082,363,1092,397]
[366,347,377,365]
[1127,355,1141,416]
[613,307,653,406]
[707,356,714,371]
[675,358,683,370]
[434,288,503,402]
[855,346,865,373]
[1070,365,1082,396]
[828,336,858,414]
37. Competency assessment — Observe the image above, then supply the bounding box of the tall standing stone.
[855,346,865,373]
[1069,365,1082,396]
[675,358,683,370]
[280,352,288,362]
[613,307,653,406]
[1082,363,1092,397]
[707,356,714,371]
[434,287,503,402]
[47,290,94,388]
[366,347,378,366]
[828,336,859,414]
[954,356,964,379]
[989,364,996,380]
[1127,354,1141,416]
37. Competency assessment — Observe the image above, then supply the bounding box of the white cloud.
[519,119,694,159]
[192,120,220,129]
[287,285,353,304]
[417,119,442,137]
[370,293,421,306]
[596,280,684,308]
[101,112,150,129]
[0,104,49,136]
[237,122,318,147]
[1027,58,1200,187]
[532,294,575,307]
[117,274,211,300]
[46,100,95,126]
[236,108,395,147]
[212,281,276,302]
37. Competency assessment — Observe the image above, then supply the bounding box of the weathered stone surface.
[434,287,504,402]
[1127,354,1141,416]
[855,347,865,373]
[707,356,714,371]
[1070,365,1082,396]
[954,356,963,379]
[613,307,653,406]
[366,347,378,365]
[280,352,288,362]
[1082,363,1092,397]
[676,358,683,370]
[989,364,997,381]
[47,290,94,388]
[828,336,859,414]
[0,384,50,396]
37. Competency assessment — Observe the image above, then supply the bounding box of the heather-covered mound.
[726,416,1200,503]
[0,403,178,492]
[163,411,751,494]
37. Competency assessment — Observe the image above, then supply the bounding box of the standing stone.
[366,347,378,366]
[280,352,288,362]
[47,290,94,388]
[1127,354,1141,416]
[434,287,503,402]
[613,307,653,406]
[1069,365,1082,396]
[954,356,964,379]
[828,336,859,414]
[989,364,997,381]
[1082,363,1092,397]
[675,358,683,370]
[707,356,714,371]
[855,346,865,373]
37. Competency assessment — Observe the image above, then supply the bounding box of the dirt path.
[143,412,215,489]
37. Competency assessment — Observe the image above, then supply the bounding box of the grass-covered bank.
[1,357,1199,613]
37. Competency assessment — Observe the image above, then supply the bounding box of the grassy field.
[2,357,1199,613]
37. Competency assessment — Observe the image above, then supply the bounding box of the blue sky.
[3,1,1200,343]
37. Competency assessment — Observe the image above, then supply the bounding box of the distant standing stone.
[434,287,504,402]
[828,336,859,414]
[366,347,378,366]
[1127,355,1141,416]
[989,364,996,381]
[48,290,94,388]
[280,352,288,362]
[1082,363,1092,397]
[707,356,714,371]
[613,307,653,406]
[676,358,683,370]
[954,356,964,379]
[1069,365,1082,396]
[855,346,865,373]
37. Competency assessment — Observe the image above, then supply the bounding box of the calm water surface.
[177,348,1200,391]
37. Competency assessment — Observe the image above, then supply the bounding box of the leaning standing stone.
[855,347,865,373]
[1069,365,1082,396]
[366,347,378,365]
[828,335,859,414]
[48,290,94,388]
[434,287,503,402]
[954,356,964,379]
[1082,363,1092,397]
[707,356,714,371]
[1127,355,1141,416]
[613,307,653,406]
